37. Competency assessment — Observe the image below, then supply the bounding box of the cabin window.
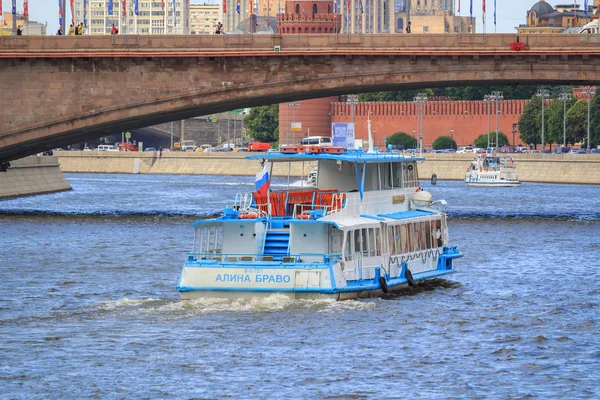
[402,225,412,253]
[387,162,401,188]
[404,162,418,187]
[197,225,223,253]
[425,221,433,249]
[434,219,443,247]
[388,226,396,254]
[375,227,382,256]
[345,231,353,261]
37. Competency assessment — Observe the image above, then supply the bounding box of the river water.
[1,174,599,399]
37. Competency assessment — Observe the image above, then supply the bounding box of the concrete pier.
[54,152,600,185]
[0,156,72,199]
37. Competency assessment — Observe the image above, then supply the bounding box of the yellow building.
[1,12,27,34]
[190,3,220,34]
[73,0,190,35]
[516,0,596,33]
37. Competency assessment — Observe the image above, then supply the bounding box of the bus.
[300,136,332,146]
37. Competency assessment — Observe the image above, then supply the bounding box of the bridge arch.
[2,34,600,161]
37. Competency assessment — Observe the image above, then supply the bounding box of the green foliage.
[357,85,562,102]
[518,96,541,148]
[547,98,577,146]
[432,136,457,150]
[472,132,509,148]
[386,131,417,149]
[473,134,489,149]
[566,100,589,145]
[244,105,279,143]
[589,92,600,148]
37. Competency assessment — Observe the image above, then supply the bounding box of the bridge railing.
[1,34,599,54]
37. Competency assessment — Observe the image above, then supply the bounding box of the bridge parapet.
[1,34,600,56]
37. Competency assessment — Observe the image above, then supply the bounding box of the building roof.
[529,0,555,16]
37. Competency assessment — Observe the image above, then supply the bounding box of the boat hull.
[177,248,461,301]
[466,182,521,187]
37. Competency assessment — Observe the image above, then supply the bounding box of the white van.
[96,145,119,152]
[300,136,332,146]
[456,146,474,154]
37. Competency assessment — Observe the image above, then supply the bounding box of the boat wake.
[447,210,600,222]
[91,295,376,316]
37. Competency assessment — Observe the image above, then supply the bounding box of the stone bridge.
[2,33,600,163]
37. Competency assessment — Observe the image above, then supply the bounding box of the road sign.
[291,122,302,131]
[125,131,131,139]
[212,116,218,123]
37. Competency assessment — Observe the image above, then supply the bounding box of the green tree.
[547,97,576,146]
[518,95,542,149]
[588,91,600,149]
[387,131,417,149]
[244,105,279,143]
[473,132,509,149]
[432,136,457,150]
[566,100,589,146]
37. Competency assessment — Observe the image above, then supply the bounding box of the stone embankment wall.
[0,156,72,199]
[56,152,600,185]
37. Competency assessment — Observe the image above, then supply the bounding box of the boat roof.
[192,210,438,229]
[247,150,424,163]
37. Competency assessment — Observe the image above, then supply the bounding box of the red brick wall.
[332,100,528,147]
[279,99,529,147]
[278,96,339,144]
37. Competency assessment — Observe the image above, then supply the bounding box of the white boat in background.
[465,154,521,187]
[177,143,462,301]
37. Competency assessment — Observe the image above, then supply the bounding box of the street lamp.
[483,94,492,148]
[558,92,572,147]
[536,89,549,151]
[489,91,503,152]
[288,102,300,145]
[413,93,428,154]
[582,86,595,152]
[347,94,359,124]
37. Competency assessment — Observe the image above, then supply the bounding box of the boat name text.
[215,273,291,283]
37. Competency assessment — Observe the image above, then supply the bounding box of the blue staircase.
[263,231,290,260]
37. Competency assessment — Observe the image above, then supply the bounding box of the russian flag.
[255,165,269,195]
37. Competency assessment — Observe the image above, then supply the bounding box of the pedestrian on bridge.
[111,24,118,35]
[406,22,411,34]
[68,24,74,35]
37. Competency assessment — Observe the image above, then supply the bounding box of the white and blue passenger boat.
[465,154,521,187]
[177,145,462,301]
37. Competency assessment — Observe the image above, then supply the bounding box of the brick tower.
[277,0,341,34]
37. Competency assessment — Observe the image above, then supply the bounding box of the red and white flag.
[482,0,486,23]
[24,0,29,18]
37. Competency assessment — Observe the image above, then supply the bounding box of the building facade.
[72,0,190,35]
[190,3,220,34]
[516,0,596,34]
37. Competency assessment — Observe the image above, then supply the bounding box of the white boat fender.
[405,268,417,287]
[378,276,389,293]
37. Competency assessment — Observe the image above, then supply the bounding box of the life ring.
[479,167,482,172]
[297,213,311,219]
[378,276,389,294]
[405,268,417,287]
[493,167,497,172]
[485,167,489,172]
[239,213,258,219]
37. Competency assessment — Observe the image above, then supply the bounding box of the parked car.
[96,145,119,152]
[590,148,599,154]
[457,146,474,153]
[144,147,157,152]
[554,146,571,154]
[576,149,587,154]
[83,147,93,151]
